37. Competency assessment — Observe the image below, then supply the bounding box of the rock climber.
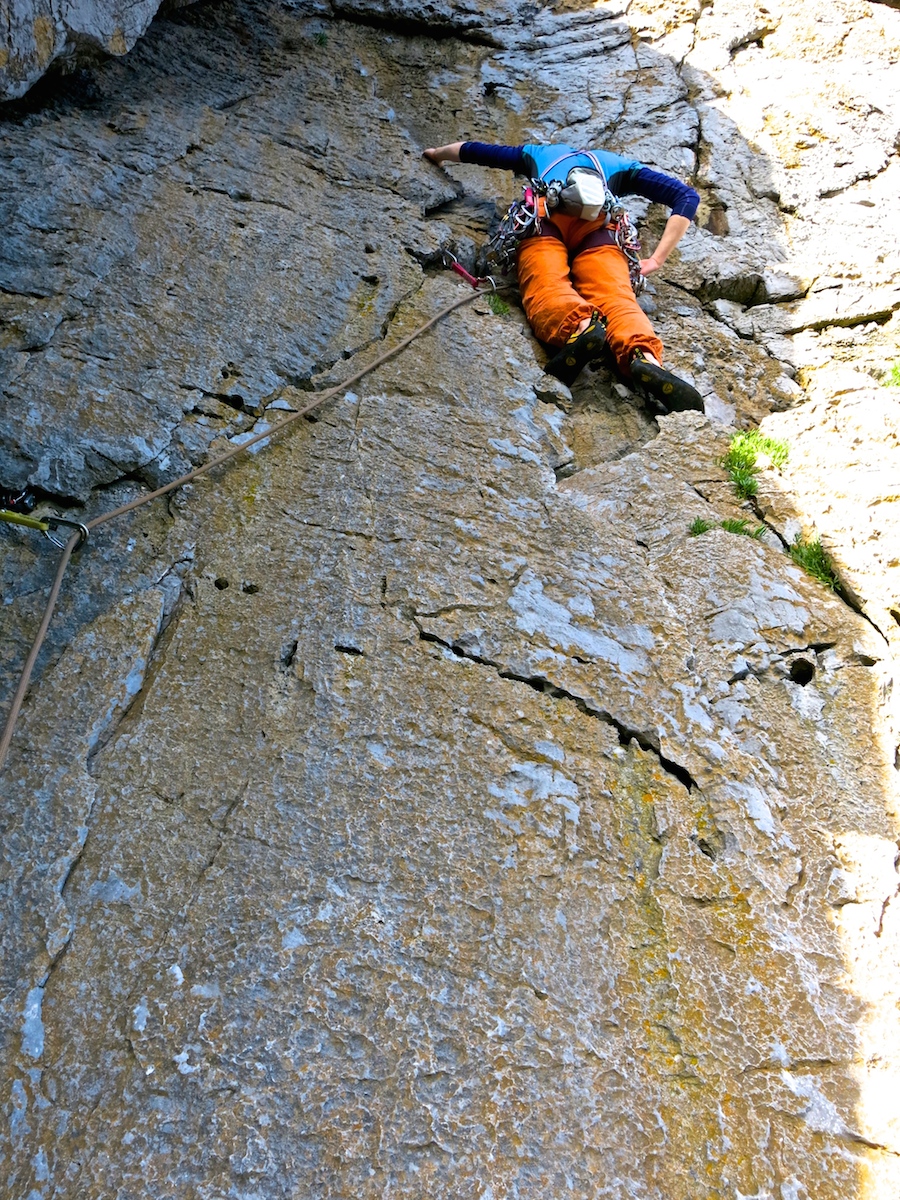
[423,140,703,412]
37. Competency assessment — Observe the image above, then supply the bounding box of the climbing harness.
[0,282,508,773]
[485,149,646,296]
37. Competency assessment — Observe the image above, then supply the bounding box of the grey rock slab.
[6,291,894,1191]
[1,5,456,500]
[761,388,900,656]
[0,587,167,1059]
[2,0,900,1195]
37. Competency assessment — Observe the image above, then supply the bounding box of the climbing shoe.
[545,312,607,387]
[631,351,703,413]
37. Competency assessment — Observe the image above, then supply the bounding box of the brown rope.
[0,532,80,769]
[0,284,495,772]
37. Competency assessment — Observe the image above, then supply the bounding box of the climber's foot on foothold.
[545,312,607,387]
[631,351,703,413]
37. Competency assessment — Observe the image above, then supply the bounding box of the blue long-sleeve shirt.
[459,141,699,220]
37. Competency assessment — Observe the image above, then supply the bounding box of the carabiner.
[442,248,485,290]
[43,516,90,550]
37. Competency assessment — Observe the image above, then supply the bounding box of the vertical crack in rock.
[783,861,806,909]
[85,581,184,771]
[875,845,900,938]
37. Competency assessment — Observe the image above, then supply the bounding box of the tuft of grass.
[690,516,766,539]
[729,467,759,500]
[313,30,328,45]
[720,517,766,539]
[720,429,789,499]
[756,432,788,468]
[789,534,838,590]
[488,293,510,317]
[720,437,757,477]
[884,362,900,388]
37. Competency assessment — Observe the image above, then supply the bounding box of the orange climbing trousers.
[516,212,664,369]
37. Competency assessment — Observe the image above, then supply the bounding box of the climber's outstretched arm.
[423,143,464,164]
[640,214,691,277]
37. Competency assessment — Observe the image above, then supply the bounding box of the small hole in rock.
[242,582,259,594]
[214,577,229,590]
[789,658,815,686]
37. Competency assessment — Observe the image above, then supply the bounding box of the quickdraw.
[440,250,497,292]
[0,507,90,549]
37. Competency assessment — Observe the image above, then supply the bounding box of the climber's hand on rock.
[423,143,463,165]
[640,255,661,276]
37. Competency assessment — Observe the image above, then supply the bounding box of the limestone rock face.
[1,1,900,1198]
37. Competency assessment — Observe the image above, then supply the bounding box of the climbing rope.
[0,280,505,773]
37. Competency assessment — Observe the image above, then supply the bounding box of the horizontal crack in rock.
[416,624,698,792]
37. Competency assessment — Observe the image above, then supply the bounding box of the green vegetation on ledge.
[789,534,839,590]
[720,517,766,539]
[720,430,789,500]
[689,517,766,539]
